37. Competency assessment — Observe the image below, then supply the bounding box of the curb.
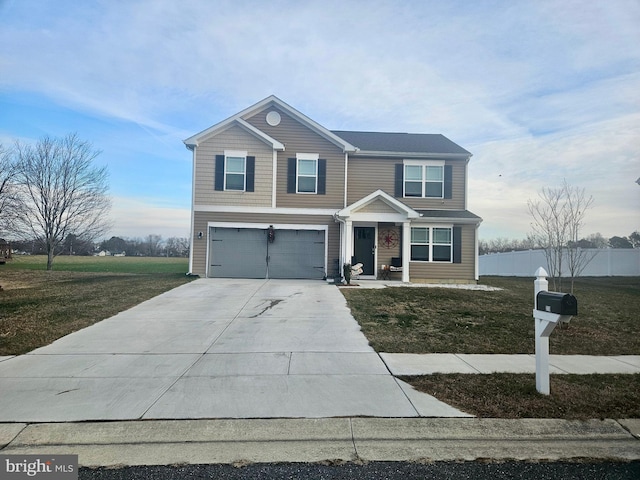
[2,418,639,467]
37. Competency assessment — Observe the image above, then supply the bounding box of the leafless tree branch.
[14,133,112,270]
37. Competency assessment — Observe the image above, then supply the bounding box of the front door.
[353,227,375,275]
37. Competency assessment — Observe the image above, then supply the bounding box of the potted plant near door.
[343,263,352,285]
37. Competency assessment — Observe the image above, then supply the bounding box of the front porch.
[335,190,416,283]
[333,189,481,284]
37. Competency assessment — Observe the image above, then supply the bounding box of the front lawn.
[341,277,640,419]
[0,256,195,355]
[340,277,640,355]
[406,373,640,419]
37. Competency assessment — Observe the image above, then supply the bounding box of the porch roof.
[335,190,420,220]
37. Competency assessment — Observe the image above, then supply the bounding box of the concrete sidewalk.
[1,418,639,466]
[381,353,640,375]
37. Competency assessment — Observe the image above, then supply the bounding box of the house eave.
[351,150,472,160]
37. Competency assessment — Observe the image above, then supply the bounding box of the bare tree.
[14,134,111,270]
[165,236,190,257]
[528,180,594,292]
[145,234,163,257]
[0,144,20,236]
[528,184,567,290]
[564,183,595,292]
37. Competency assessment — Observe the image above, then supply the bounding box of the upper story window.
[297,155,318,194]
[404,161,444,198]
[287,154,326,195]
[225,153,246,191]
[214,151,255,192]
[410,226,453,262]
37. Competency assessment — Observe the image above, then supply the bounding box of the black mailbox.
[536,291,577,316]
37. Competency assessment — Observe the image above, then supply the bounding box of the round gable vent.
[266,110,281,126]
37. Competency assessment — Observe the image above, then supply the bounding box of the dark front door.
[353,227,375,275]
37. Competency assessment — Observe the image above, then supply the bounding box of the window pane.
[298,176,316,193]
[426,165,443,181]
[405,165,422,181]
[425,181,443,198]
[405,181,422,197]
[298,159,317,175]
[433,228,451,244]
[411,245,429,261]
[411,228,428,244]
[226,156,245,173]
[433,245,451,262]
[226,173,244,190]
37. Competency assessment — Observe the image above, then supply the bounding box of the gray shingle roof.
[332,130,471,156]
[415,210,482,221]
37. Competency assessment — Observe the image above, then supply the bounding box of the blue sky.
[1,0,638,240]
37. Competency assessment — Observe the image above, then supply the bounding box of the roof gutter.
[349,150,471,159]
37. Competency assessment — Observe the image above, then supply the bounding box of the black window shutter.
[215,155,225,191]
[395,164,404,197]
[245,156,255,192]
[287,158,296,193]
[453,226,462,263]
[317,159,326,195]
[444,165,453,199]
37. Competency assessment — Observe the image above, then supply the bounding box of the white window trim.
[296,153,319,195]
[410,225,453,263]
[224,150,247,192]
[403,159,445,199]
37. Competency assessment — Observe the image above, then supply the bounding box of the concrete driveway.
[0,279,469,422]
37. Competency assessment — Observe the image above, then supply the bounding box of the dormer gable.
[184,95,358,153]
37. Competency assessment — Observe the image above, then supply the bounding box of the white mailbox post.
[533,267,576,395]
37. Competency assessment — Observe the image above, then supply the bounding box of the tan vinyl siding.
[191,211,339,277]
[409,224,476,282]
[194,125,273,207]
[347,156,466,210]
[244,107,345,209]
[357,199,398,214]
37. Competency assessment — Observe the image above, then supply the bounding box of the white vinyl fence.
[480,249,640,277]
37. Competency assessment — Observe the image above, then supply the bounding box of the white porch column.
[344,219,353,266]
[402,221,411,283]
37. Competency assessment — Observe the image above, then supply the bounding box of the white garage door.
[209,227,325,279]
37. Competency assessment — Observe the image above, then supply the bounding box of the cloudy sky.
[1,0,638,241]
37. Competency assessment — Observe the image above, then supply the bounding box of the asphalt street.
[79,461,640,480]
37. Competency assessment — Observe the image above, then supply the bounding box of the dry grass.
[0,260,195,355]
[405,373,640,419]
[340,277,640,355]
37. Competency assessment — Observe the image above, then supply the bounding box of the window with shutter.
[410,226,453,262]
[402,161,446,198]
[215,151,254,192]
[289,153,325,194]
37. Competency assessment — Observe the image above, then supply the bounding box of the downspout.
[334,213,346,282]
[475,223,480,281]
[187,144,196,275]
[343,152,348,208]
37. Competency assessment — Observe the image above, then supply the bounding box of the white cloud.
[470,112,640,239]
[108,196,190,239]
[1,0,639,239]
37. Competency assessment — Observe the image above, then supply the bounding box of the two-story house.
[184,95,482,283]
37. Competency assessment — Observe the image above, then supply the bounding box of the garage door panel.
[210,228,267,278]
[209,227,325,279]
[268,230,325,279]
